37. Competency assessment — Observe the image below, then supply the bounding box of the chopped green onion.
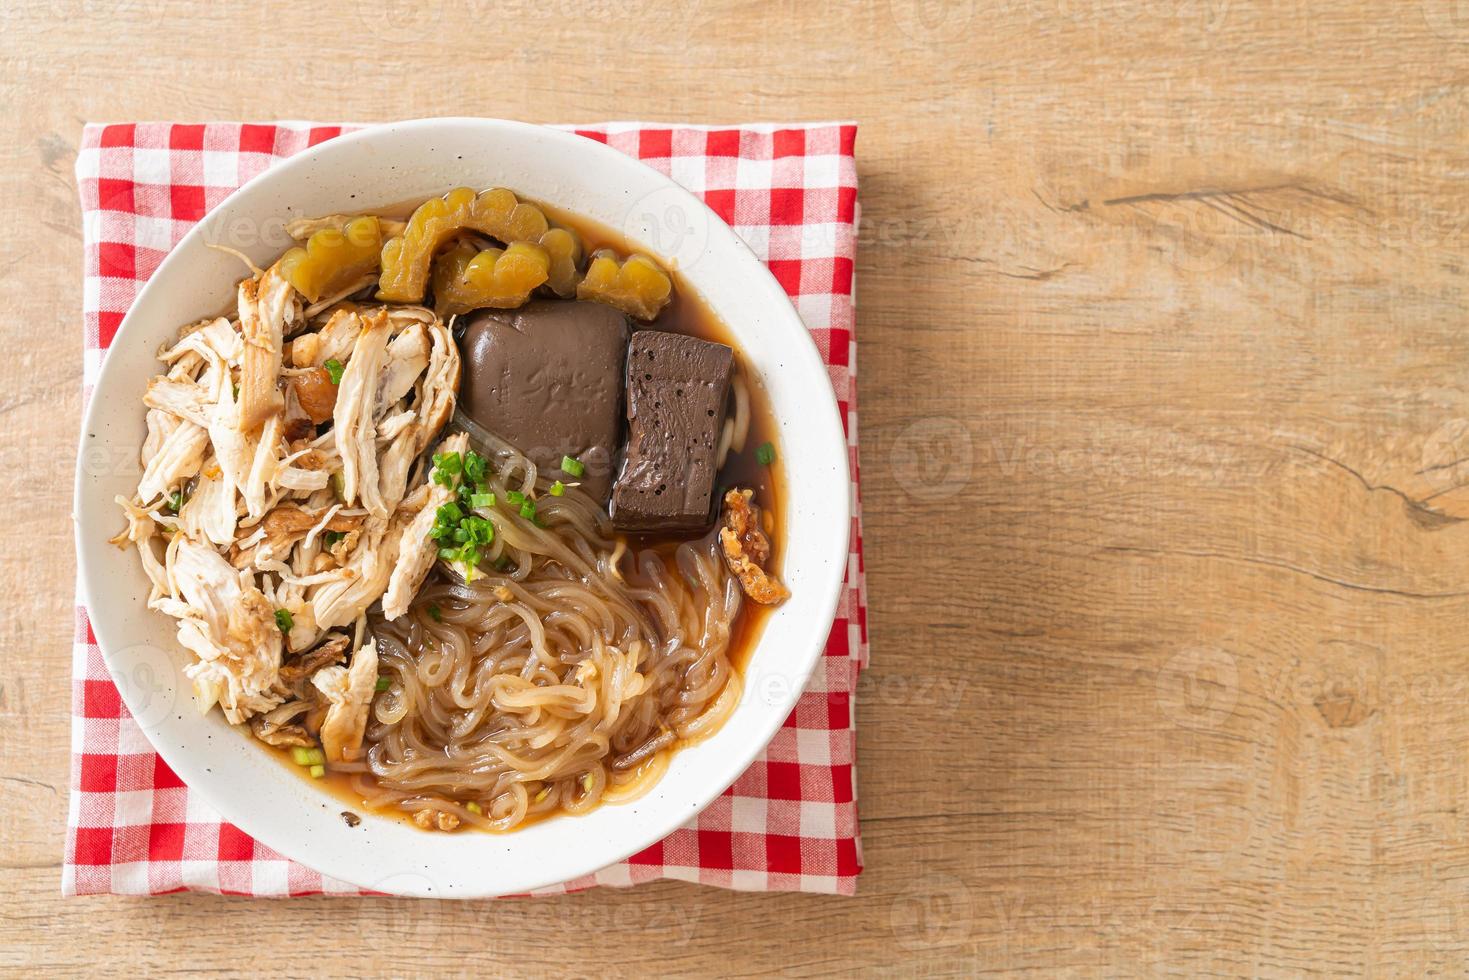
[519,501,536,520]
[309,764,325,779]
[375,676,390,692]
[438,545,460,560]
[323,530,345,547]
[166,489,186,513]
[464,451,488,484]
[436,501,464,524]
[470,492,495,509]
[435,452,463,477]
[756,441,776,466]
[466,517,494,545]
[560,455,585,478]
[427,604,442,622]
[291,746,325,767]
[323,358,345,385]
[465,801,483,815]
[548,481,565,497]
[274,608,294,632]
[506,490,525,506]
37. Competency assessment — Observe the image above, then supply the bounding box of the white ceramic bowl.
[72,118,850,897]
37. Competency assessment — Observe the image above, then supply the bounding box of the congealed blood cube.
[458,301,630,502]
[611,331,733,533]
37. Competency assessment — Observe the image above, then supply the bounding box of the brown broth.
[262,189,788,825]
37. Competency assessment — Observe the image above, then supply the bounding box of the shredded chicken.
[278,632,349,698]
[144,377,213,428]
[137,420,208,504]
[114,254,460,742]
[334,310,393,518]
[249,700,315,747]
[312,308,362,366]
[718,489,789,604]
[312,639,377,763]
[170,538,283,723]
[229,503,362,570]
[382,433,467,619]
[236,267,299,432]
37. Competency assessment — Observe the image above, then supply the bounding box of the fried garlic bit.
[576,249,673,320]
[413,807,461,832]
[538,226,584,298]
[719,489,789,605]
[277,215,382,303]
[430,240,551,317]
[378,187,550,303]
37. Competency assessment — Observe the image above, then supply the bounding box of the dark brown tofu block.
[458,301,630,501]
[611,330,733,533]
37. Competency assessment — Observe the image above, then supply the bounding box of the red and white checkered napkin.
[65,122,867,897]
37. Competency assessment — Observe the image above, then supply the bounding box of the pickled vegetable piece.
[539,227,584,298]
[378,187,551,303]
[286,213,405,242]
[276,215,382,304]
[431,240,551,317]
[575,249,672,320]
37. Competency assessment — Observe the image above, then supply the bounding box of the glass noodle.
[342,429,744,831]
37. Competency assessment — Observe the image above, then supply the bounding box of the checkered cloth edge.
[65,121,867,897]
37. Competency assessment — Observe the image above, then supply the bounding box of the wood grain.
[6,0,1469,974]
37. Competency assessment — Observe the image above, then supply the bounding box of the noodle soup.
[114,184,788,834]
[337,208,785,831]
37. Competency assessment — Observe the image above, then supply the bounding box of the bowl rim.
[72,116,851,897]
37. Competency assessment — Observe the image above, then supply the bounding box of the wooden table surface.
[7,0,1469,975]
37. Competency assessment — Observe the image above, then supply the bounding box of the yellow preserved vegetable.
[377,187,551,303]
[538,227,584,298]
[575,249,672,320]
[431,240,550,317]
[276,215,382,304]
